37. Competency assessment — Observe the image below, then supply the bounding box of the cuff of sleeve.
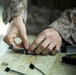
[48,18,75,45]
[2,0,27,24]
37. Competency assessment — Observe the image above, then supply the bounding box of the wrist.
[12,16,23,23]
[46,28,58,32]
[10,16,24,27]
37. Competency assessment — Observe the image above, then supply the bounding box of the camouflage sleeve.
[48,8,76,45]
[1,0,27,24]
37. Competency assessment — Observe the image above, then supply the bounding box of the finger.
[35,39,50,54]
[17,42,24,48]
[28,35,45,53]
[42,43,55,55]
[20,33,30,49]
[3,36,16,46]
[3,36,19,51]
[52,44,60,55]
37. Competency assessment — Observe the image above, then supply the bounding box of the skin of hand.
[28,28,62,55]
[3,16,30,51]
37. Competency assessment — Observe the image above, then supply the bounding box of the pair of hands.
[3,16,62,55]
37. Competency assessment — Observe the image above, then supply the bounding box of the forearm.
[48,8,76,45]
[1,0,27,24]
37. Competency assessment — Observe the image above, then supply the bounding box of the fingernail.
[25,46,29,49]
[28,51,31,54]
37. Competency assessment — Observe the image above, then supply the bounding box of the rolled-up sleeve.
[48,8,76,45]
[1,0,27,24]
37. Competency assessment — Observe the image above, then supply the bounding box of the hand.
[28,28,62,55]
[3,16,30,51]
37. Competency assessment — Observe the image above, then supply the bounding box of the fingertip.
[27,51,32,54]
[25,45,30,49]
[52,50,58,56]
[52,45,60,55]
[22,37,30,49]
[3,35,10,45]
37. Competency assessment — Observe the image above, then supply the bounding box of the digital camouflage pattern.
[1,0,76,45]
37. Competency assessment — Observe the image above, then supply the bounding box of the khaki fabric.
[1,0,27,24]
[49,8,76,45]
[1,0,76,45]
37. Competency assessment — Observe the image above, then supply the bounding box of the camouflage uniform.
[1,0,76,45]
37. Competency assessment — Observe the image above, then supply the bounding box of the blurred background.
[0,0,76,35]
[30,0,76,9]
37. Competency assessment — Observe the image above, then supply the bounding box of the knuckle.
[46,47,51,52]
[52,50,58,56]
[41,45,45,49]
[47,46,53,51]
[3,35,10,42]
[43,31,48,36]
[47,48,51,52]
[34,51,39,55]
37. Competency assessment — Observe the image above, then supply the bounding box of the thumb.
[20,33,30,49]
